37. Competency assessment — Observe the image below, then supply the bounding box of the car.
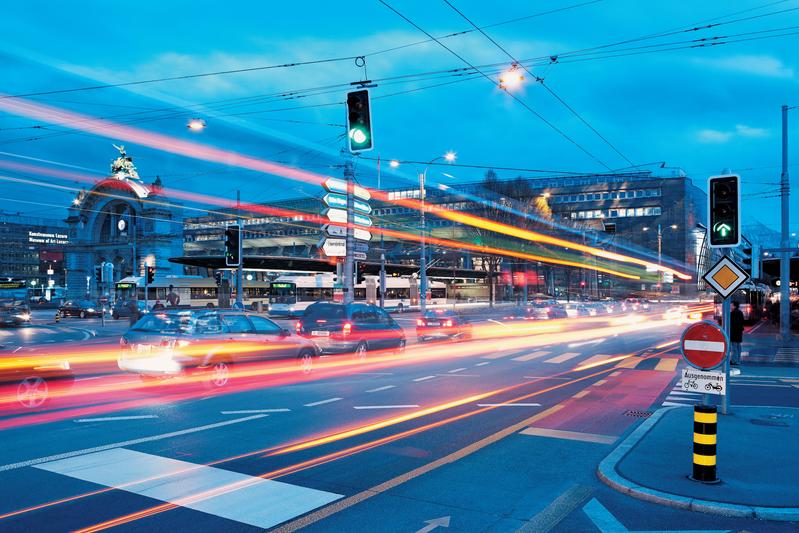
[0,344,74,409]
[111,300,149,320]
[564,303,591,318]
[118,310,320,386]
[57,300,103,319]
[0,300,31,327]
[416,309,473,342]
[296,302,406,358]
[503,303,568,321]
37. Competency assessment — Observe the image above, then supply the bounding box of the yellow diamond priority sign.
[702,256,749,298]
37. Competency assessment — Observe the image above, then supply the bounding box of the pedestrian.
[166,285,180,307]
[730,300,744,366]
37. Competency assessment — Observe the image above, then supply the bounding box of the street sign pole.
[780,105,791,342]
[144,262,149,311]
[235,190,244,309]
[721,249,731,415]
[343,155,355,304]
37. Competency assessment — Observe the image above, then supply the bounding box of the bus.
[115,276,271,309]
[268,273,447,317]
[713,280,769,324]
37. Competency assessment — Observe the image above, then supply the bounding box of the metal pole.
[721,248,732,415]
[378,156,386,308]
[343,157,355,304]
[419,171,427,314]
[144,262,149,310]
[780,105,791,342]
[235,190,244,309]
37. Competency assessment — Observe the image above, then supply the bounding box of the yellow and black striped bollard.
[691,405,719,483]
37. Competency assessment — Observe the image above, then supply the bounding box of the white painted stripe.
[436,373,478,377]
[567,338,606,348]
[448,367,467,373]
[732,383,792,388]
[684,340,725,352]
[75,415,158,423]
[220,409,290,414]
[475,361,490,366]
[477,403,542,407]
[413,375,436,382]
[666,396,698,402]
[662,401,692,407]
[0,415,266,473]
[667,391,702,397]
[544,352,582,364]
[512,351,552,362]
[353,405,419,410]
[366,385,395,393]
[520,427,616,444]
[35,448,342,530]
[304,397,342,407]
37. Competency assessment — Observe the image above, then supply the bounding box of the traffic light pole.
[144,262,149,310]
[780,105,791,342]
[419,170,427,314]
[235,191,244,310]
[343,157,355,304]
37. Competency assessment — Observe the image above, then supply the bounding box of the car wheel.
[205,360,231,388]
[79,311,86,319]
[354,342,368,361]
[298,349,315,374]
[17,376,49,409]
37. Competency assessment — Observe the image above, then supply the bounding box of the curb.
[597,406,799,522]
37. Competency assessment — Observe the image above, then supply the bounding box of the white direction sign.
[323,193,347,209]
[353,213,372,227]
[353,228,372,241]
[324,208,348,224]
[354,199,371,214]
[353,252,367,260]
[323,177,370,201]
[324,224,347,238]
[702,255,749,299]
[321,238,346,257]
[682,368,726,396]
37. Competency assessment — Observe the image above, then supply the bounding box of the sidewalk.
[598,405,799,521]
[742,321,799,365]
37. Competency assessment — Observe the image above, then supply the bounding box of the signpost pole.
[144,262,149,311]
[235,191,244,310]
[721,250,732,415]
[343,156,355,304]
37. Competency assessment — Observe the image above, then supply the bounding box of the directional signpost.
[323,224,347,238]
[353,228,371,241]
[321,238,346,257]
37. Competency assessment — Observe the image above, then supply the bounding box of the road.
[0,310,796,532]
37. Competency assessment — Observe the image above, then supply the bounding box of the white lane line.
[353,405,419,410]
[366,385,395,393]
[355,372,394,376]
[0,415,266,473]
[304,397,343,407]
[448,367,467,373]
[413,375,436,382]
[35,448,342,530]
[476,403,542,407]
[475,362,490,367]
[512,351,552,362]
[436,373,478,377]
[74,415,158,423]
[220,409,290,414]
[544,352,582,364]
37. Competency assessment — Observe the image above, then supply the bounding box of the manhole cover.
[751,418,789,427]
[624,410,653,418]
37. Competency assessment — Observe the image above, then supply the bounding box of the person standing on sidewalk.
[730,301,744,365]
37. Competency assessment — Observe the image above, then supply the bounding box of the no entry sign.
[680,321,728,370]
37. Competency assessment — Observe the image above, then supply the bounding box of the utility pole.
[419,170,428,314]
[235,190,244,309]
[657,223,663,292]
[780,105,791,342]
[343,156,355,304]
[378,156,386,308]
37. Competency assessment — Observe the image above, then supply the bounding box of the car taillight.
[295,321,302,332]
[416,319,425,327]
[444,320,453,327]
[342,322,352,336]
[176,340,191,348]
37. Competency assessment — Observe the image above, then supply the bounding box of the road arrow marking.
[415,516,450,533]
[582,498,731,532]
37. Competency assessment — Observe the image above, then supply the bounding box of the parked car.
[416,309,473,342]
[118,310,320,386]
[0,344,74,409]
[0,300,31,327]
[296,302,406,357]
[111,300,149,320]
[57,300,103,319]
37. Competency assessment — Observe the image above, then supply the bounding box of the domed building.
[64,145,183,299]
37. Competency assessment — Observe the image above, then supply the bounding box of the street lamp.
[187,118,206,131]
[499,64,524,91]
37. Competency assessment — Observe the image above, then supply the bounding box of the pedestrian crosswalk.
[660,381,703,407]
[512,351,551,362]
[776,347,799,364]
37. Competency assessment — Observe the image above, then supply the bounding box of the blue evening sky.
[0,0,796,233]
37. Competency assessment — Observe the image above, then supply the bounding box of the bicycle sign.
[682,368,726,396]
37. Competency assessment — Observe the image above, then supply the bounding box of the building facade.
[0,211,69,296]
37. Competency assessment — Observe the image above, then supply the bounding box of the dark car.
[0,344,74,409]
[0,300,31,327]
[416,309,472,342]
[57,300,103,319]
[111,300,149,320]
[503,303,568,321]
[118,310,320,386]
[296,302,406,358]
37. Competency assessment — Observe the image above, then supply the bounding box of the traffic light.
[708,174,740,248]
[214,271,222,286]
[741,246,753,272]
[224,224,241,267]
[146,265,155,284]
[94,265,103,284]
[346,89,373,153]
[356,262,367,284]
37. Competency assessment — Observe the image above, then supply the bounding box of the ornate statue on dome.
[110,143,141,181]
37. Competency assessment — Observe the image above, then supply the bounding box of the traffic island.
[597,405,799,521]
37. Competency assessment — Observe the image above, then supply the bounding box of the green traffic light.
[349,127,368,146]
[713,222,732,237]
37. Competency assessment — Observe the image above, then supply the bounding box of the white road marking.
[355,372,394,376]
[475,362,490,366]
[477,403,542,407]
[567,338,606,348]
[304,397,343,407]
[0,415,266,473]
[74,415,158,423]
[353,405,419,410]
[366,385,395,393]
[220,409,290,414]
[667,391,701,396]
[666,396,698,402]
[662,401,691,407]
[512,351,552,362]
[448,367,466,373]
[523,376,571,380]
[436,373,478,377]
[731,383,791,388]
[544,352,582,364]
[520,427,616,445]
[413,375,436,382]
[35,448,342,530]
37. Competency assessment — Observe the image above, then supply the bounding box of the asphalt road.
[0,311,795,532]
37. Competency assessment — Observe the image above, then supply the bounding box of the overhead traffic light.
[224,224,241,267]
[708,174,740,248]
[146,265,155,284]
[346,89,373,153]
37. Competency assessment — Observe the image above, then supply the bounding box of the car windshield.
[132,313,195,334]
[303,304,345,321]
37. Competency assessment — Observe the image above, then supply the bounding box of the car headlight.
[15,313,31,320]
[86,308,95,312]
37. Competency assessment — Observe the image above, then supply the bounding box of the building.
[0,211,69,297]
[64,145,184,299]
